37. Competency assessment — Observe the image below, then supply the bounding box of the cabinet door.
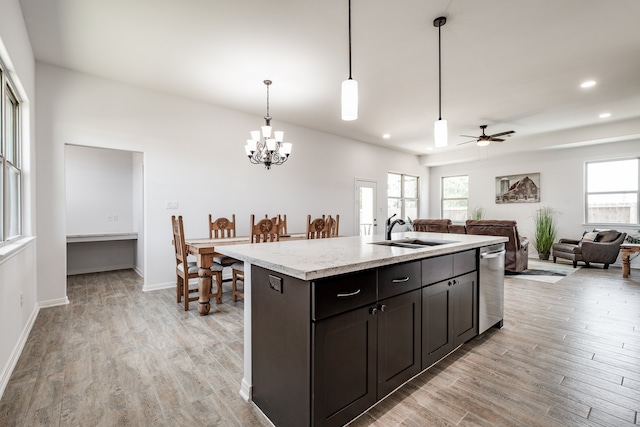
[421,280,454,369]
[313,305,377,427]
[452,271,478,346]
[377,289,421,399]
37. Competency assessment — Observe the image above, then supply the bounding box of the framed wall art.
[495,173,540,204]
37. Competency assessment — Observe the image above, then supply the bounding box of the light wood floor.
[1,262,639,426]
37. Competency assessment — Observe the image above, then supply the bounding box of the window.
[1,64,22,244]
[585,158,639,225]
[387,173,419,221]
[442,175,468,222]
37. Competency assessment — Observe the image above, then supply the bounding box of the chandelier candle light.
[244,80,292,169]
[434,16,447,148]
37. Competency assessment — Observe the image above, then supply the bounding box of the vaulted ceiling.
[19,0,640,165]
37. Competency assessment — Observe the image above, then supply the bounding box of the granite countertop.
[217,232,508,281]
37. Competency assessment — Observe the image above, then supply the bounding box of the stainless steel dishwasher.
[479,243,506,334]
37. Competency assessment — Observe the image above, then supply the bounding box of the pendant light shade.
[341,0,358,121]
[341,78,358,121]
[434,16,447,147]
[434,119,448,148]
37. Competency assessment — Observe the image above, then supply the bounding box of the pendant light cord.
[348,0,353,80]
[438,22,442,121]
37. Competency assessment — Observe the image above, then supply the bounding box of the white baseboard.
[38,296,70,308]
[0,303,39,399]
[142,281,174,292]
[240,378,253,402]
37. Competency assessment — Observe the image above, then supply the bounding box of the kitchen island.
[218,232,508,427]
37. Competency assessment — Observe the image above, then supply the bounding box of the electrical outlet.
[166,201,179,209]
[113,214,119,222]
[107,215,113,221]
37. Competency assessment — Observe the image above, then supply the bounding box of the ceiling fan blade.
[457,139,476,146]
[460,134,480,139]
[488,130,515,138]
[489,138,505,142]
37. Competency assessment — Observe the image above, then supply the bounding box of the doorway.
[355,179,377,236]
[65,144,144,277]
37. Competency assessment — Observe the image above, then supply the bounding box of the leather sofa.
[552,230,626,268]
[465,219,529,272]
[412,218,451,232]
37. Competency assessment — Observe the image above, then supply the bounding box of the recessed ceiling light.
[382,133,391,139]
[599,112,611,118]
[580,80,596,88]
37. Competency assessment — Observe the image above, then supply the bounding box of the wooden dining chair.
[266,214,288,236]
[251,214,279,243]
[306,215,331,239]
[231,261,244,302]
[172,215,224,311]
[209,214,243,301]
[328,214,339,237]
[209,214,237,238]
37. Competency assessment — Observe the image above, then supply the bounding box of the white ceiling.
[18,0,640,165]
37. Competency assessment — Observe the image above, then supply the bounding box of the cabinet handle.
[448,281,452,287]
[378,304,386,312]
[453,279,458,285]
[369,307,378,315]
[391,277,410,283]
[337,289,361,298]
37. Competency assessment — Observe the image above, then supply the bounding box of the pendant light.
[341,0,358,121]
[434,16,447,147]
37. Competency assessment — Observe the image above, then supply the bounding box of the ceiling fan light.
[434,119,448,147]
[341,78,358,121]
[476,139,490,147]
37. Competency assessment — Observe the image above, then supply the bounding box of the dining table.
[184,233,306,315]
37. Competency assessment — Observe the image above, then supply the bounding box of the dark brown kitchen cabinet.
[421,250,477,369]
[422,271,478,369]
[376,289,421,399]
[251,250,479,427]
[313,270,421,427]
[312,303,377,427]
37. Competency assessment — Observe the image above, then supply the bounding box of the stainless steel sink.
[370,238,456,249]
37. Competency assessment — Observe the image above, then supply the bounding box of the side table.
[620,243,640,278]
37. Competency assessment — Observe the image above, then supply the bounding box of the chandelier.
[244,80,292,169]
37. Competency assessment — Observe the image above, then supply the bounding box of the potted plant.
[532,206,558,260]
[469,207,485,220]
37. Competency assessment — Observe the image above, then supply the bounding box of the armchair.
[465,219,529,272]
[552,230,626,268]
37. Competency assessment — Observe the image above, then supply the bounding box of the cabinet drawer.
[454,250,477,276]
[312,270,377,321]
[378,261,421,300]
[421,254,453,285]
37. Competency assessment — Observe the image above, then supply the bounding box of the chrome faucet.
[385,214,405,240]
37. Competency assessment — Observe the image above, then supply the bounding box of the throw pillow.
[581,231,598,243]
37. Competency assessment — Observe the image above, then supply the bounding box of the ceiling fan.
[458,125,515,147]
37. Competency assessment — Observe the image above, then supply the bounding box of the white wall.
[428,139,640,267]
[65,145,135,234]
[0,0,37,398]
[35,63,427,296]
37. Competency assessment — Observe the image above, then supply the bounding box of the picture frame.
[495,173,540,203]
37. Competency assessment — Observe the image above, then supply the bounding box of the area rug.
[504,259,580,283]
